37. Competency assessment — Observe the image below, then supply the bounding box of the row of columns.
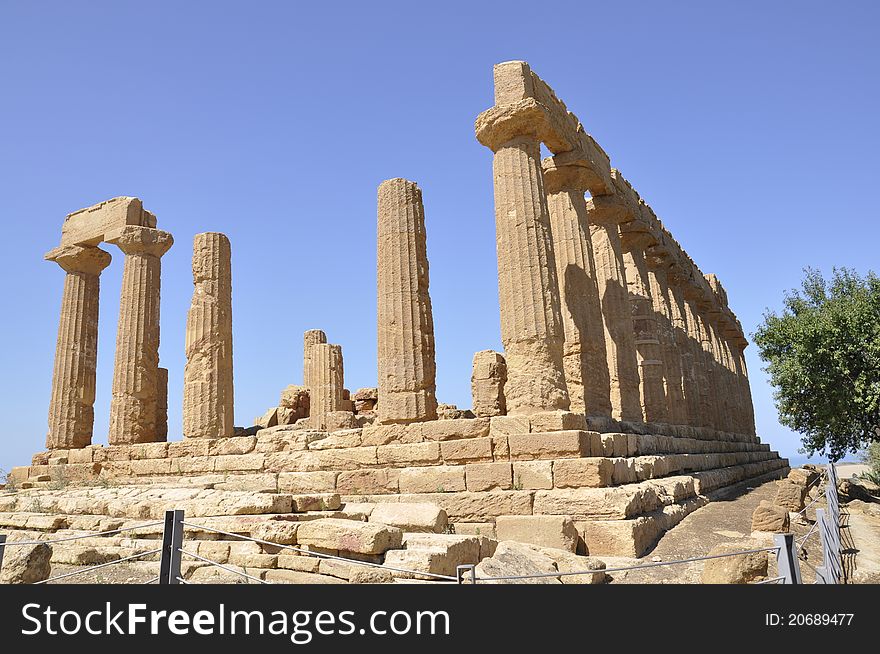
[476,63,756,435]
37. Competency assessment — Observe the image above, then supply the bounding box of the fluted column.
[730,339,756,436]
[620,231,668,424]
[311,343,344,430]
[183,232,234,438]
[646,255,688,426]
[542,158,612,417]
[667,272,700,428]
[44,245,111,449]
[585,198,642,422]
[303,329,327,390]
[376,178,438,423]
[690,303,719,431]
[106,226,173,444]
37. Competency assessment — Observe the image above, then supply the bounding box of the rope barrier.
[2,521,164,547]
[178,548,268,584]
[32,548,161,584]
[176,576,191,584]
[473,546,780,582]
[754,576,785,585]
[182,521,458,582]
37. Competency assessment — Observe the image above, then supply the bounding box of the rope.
[32,548,162,584]
[178,549,268,584]
[753,576,785,584]
[176,576,191,584]
[1,521,164,546]
[474,546,780,582]
[144,575,160,584]
[797,520,820,548]
[182,521,458,582]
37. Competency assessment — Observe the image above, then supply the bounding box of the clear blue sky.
[1,1,877,473]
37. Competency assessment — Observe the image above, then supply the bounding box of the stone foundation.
[5,416,787,558]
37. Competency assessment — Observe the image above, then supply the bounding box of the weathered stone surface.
[45,244,112,449]
[507,430,590,460]
[105,226,173,444]
[473,540,561,584]
[465,462,513,491]
[349,567,394,584]
[251,520,299,545]
[787,467,820,488]
[541,548,606,584]
[751,501,790,533]
[376,178,437,424]
[512,461,553,490]
[543,159,612,418]
[397,466,465,494]
[296,518,402,555]
[701,541,768,584]
[60,196,154,248]
[495,515,579,552]
[310,343,345,431]
[774,480,807,512]
[183,232,234,439]
[279,385,310,421]
[255,407,279,429]
[471,350,507,417]
[369,503,448,533]
[302,329,327,391]
[0,533,52,584]
[552,458,613,488]
[352,387,378,414]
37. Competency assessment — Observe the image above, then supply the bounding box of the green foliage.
[753,267,880,461]
[861,442,880,485]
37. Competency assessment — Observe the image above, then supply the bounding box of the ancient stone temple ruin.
[2,63,787,581]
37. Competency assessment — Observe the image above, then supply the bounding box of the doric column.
[667,271,701,428]
[474,61,570,416]
[311,343,344,430]
[646,254,688,426]
[471,350,507,417]
[584,197,642,422]
[542,158,612,417]
[157,367,168,441]
[729,337,756,437]
[681,293,713,429]
[105,226,173,444]
[183,232,234,438]
[689,302,719,431]
[620,230,668,424]
[44,245,111,449]
[376,178,438,424]
[303,329,327,389]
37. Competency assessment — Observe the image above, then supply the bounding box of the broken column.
[474,62,570,415]
[44,245,112,449]
[376,178,438,424]
[542,157,612,417]
[182,232,234,438]
[471,350,507,417]
[303,329,327,390]
[156,367,168,441]
[310,343,344,430]
[105,226,173,444]
[584,196,642,422]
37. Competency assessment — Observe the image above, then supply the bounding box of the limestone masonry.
[7,63,786,578]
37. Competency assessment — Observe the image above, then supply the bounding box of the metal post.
[815,508,841,584]
[456,564,476,585]
[774,533,802,584]
[159,509,184,584]
[0,534,6,574]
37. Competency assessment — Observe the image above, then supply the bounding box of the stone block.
[507,431,591,460]
[751,500,790,533]
[398,466,466,494]
[296,518,403,554]
[552,458,613,488]
[701,542,768,584]
[513,460,553,490]
[376,442,440,466]
[440,437,494,464]
[465,462,513,491]
[774,480,807,512]
[369,503,448,533]
[336,469,400,495]
[529,411,587,433]
[278,471,337,494]
[489,415,530,437]
[495,515,579,552]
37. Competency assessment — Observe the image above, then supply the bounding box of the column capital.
[619,229,657,253]
[105,226,173,257]
[475,99,555,152]
[45,244,111,275]
[541,154,602,194]
[585,193,633,225]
